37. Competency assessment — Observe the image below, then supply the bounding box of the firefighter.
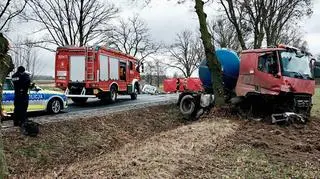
[12,66,31,131]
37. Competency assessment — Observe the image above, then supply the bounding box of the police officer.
[12,66,31,130]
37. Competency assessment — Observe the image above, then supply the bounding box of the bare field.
[2,89,320,178]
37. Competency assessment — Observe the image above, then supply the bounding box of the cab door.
[118,61,127,91]
[128,61,135,82]
[254,51,282,94]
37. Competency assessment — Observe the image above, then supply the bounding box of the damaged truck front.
[179,45,320,122]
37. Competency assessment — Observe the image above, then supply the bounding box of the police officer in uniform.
[12,66,31,130]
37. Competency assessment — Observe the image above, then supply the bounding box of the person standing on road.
[12,66,31,132]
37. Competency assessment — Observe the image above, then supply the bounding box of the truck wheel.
[109,86,117,103]
[180,95,196,116]
[131,86,138,100]
[71,97,88,105]
[47,98,62,114]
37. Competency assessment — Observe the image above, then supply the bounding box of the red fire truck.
[55,46,141,104]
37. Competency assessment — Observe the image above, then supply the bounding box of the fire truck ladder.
[86,47,95,81]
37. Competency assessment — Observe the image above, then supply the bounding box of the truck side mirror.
[314,61,320,78]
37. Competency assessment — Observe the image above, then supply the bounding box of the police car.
[2,78,68,114]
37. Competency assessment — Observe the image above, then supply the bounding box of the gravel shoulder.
[1,94,178,129]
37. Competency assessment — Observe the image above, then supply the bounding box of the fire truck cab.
[55,46,141,104]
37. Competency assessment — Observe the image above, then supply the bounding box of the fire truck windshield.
[280,51,313,80]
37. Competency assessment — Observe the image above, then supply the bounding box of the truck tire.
[180,95,196,116]
[108,86,117,103]
[71,97,88,105]
[131,85,138,100]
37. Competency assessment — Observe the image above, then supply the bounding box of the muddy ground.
[2,89,320,178]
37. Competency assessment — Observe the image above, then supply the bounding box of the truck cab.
[236,45,316,116]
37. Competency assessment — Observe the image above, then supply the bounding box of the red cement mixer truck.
[178,45,320,122]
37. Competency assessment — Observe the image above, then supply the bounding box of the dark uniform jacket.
[12,72,31,96]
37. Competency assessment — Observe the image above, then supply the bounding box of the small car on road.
[2,78,67,114]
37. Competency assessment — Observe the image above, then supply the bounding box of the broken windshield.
[280,51,313,80]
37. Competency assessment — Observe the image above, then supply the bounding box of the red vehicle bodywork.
[55,46,140,95]
[163,78,203,93]
[236,48,315,97]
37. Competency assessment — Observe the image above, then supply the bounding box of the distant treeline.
[32,75,54,80]
[140,74,167,87]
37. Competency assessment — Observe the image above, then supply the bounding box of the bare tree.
[11,38,44,79]
[173,72,183,78]
[153,58,166,87]
[220,0,312,49]
[209,18,242,51]
[143,58,166,87]
[168,30,204,78]
[219,0,249,50]
[24,0,119,47]
[194,0,225,104]
[133,0,229,104]
[106,15,161,63]
[144,60,155,85]
[0,0,27,31]
[277,23,305,47]
[263,0,312,46]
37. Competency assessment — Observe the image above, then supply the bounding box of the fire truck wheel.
[131,87,138,100]
[71,97,88,105]
[131,92,137,100]
[109,86,118,103]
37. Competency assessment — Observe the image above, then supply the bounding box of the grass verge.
[2,88,320,178]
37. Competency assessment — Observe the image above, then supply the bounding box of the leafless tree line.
[0,0,27,31]
[0,0,314,82]
[106,15,161,63]
[167,30,204,78]
[11,38,44,79]
[220,0,312,49]
[143,58,166,87]
[23,0,118,47]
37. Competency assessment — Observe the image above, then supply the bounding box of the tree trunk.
[0,54,13,178]
[79,0,85,46]
[194,0,225,105]
[0,34,14,178]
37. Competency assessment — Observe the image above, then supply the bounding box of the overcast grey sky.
[6,0,320,76]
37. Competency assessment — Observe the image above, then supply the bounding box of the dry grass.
[61,119,237,178]
[3,105,186,177]
[3,89,320,178]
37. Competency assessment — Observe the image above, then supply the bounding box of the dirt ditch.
[232,117,320,165]
[2,103,320,178]
[2,104,188,177]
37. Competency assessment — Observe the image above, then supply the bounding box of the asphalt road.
[2,94,179,128]
[67,93,179,112]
